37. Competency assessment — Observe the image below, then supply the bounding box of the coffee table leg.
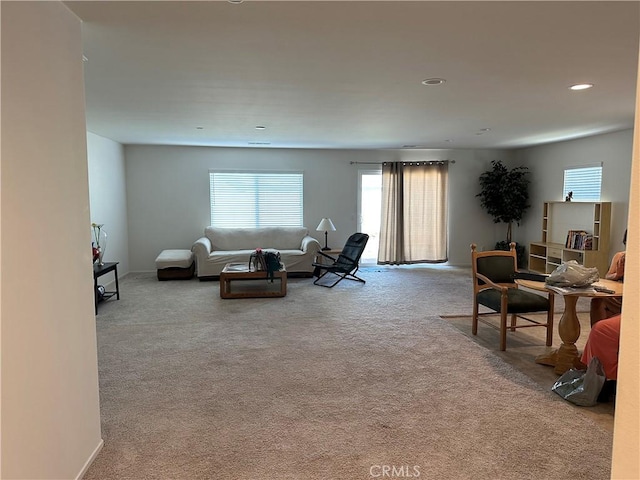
[220,275,226,298]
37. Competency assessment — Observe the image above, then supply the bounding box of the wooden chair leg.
[500,311,508,351]
[546,310,554,346]
[545,293,555,346]
[510,313,517,331]
[472,301,479,336]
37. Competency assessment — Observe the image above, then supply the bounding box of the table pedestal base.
[535,295,582,375]
[536,345,582,374]
[535,349,557,367]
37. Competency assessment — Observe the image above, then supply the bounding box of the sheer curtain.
[378,161,448,264]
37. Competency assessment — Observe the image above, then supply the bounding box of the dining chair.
[471,243,555,351]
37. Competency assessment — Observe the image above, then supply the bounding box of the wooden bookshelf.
[529,201,611,276]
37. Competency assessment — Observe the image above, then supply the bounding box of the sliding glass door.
[357,169,382,264]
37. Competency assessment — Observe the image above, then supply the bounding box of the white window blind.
[209,171,303,228]
[563,165,602,201]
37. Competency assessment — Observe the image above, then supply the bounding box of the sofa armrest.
[301,235,321,253]
[192,236,212,260]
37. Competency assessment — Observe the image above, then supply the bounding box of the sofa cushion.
[205,227,309,251]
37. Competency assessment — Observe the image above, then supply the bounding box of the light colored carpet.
[85,266,612,479]
[443,310,616,433]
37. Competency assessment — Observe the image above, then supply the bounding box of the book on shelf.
[565,230,593,250]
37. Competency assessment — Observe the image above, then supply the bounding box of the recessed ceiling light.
[248,142,271,145]
[480,128,491,132]
[196,126,204,130]
[421,78,446,86]
[228,0,243,4]
[569,83,594,91]
[255,126,266,130]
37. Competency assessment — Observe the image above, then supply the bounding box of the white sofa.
[192,226,322,278]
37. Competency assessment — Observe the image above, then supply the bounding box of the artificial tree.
[477,160,531,266]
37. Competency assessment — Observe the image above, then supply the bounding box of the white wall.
[515,129,633,261]
[124,145,514,271]
[0,2,102,478]
[124,132,631,272]
[87,132,130,277]
[611,76,640,479]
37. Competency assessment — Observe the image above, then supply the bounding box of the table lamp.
[316,218,336,251]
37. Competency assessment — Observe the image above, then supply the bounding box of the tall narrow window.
[209,171,303,228]
[563,165,602,201]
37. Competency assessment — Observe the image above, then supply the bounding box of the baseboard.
[94,265,131,292]
[75,438,104,480]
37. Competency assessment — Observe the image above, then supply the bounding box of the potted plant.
[477,160,531,266]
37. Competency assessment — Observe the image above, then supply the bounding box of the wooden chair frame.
[471,243,554,351]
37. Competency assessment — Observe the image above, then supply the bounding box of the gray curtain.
[378,161,448,264]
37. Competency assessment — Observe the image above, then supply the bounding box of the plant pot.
[495,241,526,268]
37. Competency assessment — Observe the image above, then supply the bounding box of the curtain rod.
[350,160,455,165]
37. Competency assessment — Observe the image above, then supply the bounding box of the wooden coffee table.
[219,263,287,299]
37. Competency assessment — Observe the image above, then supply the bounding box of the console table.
[93,262,120,313]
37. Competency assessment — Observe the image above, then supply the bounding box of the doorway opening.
[357,169,382,264]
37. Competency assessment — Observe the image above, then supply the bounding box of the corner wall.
[1,2,102,478]
[87,132,130,277]
[515,129,633,260]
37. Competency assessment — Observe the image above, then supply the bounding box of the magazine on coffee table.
[224,263,250,272]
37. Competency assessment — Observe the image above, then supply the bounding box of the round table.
[515,278,623,374]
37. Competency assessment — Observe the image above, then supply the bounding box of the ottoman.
[155,249,195,280]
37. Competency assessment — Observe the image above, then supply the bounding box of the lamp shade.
[316,218,336,232]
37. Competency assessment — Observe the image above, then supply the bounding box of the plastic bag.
[545,260,599,287]
[551,357,605,406]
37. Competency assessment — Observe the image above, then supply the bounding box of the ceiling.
[65,1,640,150]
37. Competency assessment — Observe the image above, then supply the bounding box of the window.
[563,165,602,201]
[209,171,303,228]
